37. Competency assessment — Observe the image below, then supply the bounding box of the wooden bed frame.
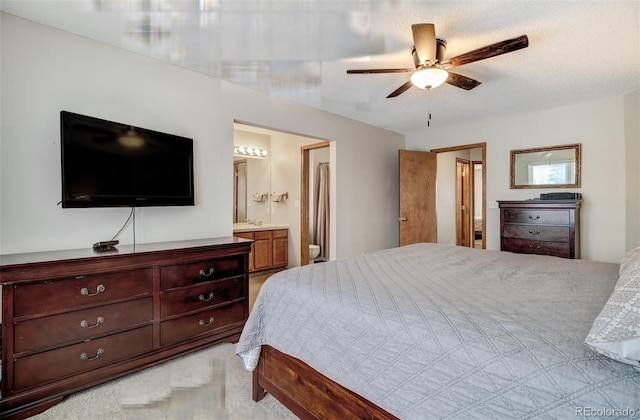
[253,345,398,420]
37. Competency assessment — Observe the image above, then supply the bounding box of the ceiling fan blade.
[387,80,414,98]
[447,35,529,68]
[411,23,437,65]
[445,72,481,90]
[346,68,414,74]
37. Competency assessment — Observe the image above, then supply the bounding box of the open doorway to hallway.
[431,143,486,249]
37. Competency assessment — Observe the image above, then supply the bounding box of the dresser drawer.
[502,224,570,242]
[13,325,153,391]
[160,301,246,347]
[160,277,244,318]
[502,209,570,225]
[160,256,244,290]
[14,269,153,317]
[502,238,570,258]
[14,297,153,354]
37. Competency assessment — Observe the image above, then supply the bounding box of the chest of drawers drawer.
[160,300,246,347]
[501,238,571,258]
[13,325,153,392]
[14,297,153,354]
[502,224,570,242]
[160,277,244,318]
[502,209,570,225]
[14,268,153,317]
[160,256,244,289]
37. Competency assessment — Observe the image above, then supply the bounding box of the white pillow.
[618,246,640,288]
[585,248,640,366]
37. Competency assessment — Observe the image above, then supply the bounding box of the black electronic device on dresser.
[0,237,252,419]
[498,199,581,259]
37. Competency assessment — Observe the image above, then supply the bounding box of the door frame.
[430,142,487,249]
[301,141,331,266]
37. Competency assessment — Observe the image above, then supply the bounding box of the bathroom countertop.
[233,223,289,233]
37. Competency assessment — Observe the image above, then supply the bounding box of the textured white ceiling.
[2,0,639,134]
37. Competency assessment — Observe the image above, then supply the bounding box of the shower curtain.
[313,162,330,261]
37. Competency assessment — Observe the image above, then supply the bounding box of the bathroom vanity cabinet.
[233,227,288,272]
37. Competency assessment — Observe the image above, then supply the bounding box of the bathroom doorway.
[301,141,330,266]
[233,121,333,268]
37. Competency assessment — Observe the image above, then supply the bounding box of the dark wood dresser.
[0,237,251,419]
[499,200,581,259]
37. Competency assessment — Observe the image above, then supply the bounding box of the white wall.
[0,13,404,258]
[624,90,640,251]
[407,94,638,263]
[269,131,325,267]
[436,151,464,245]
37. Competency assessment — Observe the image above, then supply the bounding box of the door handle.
[399,217,408,222]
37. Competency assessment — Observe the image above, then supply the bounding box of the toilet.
[309,244,320,264]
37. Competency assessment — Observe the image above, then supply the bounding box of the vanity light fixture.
[234,146,268,158]
[410,67,449,90]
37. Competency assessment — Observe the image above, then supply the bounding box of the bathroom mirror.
[510,144,581,189]
[233,128,271,224]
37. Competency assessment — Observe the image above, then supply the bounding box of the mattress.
[237,243,640,419]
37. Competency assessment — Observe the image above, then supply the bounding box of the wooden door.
[398,150,437,246]
[253,231,272,270]
[456,158,471,247]
[272,230,289,267]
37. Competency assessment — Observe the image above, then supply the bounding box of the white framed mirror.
[510,143,581,189]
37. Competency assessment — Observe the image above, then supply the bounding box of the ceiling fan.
[346,24,529,98]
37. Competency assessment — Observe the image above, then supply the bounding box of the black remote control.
[93,240,119,251]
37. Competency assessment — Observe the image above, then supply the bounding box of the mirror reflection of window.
[528,160,575,185]
[510,143,581,189]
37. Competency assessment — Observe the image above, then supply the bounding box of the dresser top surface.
[498,199,582,208]
[0,237,252,269]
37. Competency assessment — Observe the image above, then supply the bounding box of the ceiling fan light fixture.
[118,128,145,148]
[410,67,449,90]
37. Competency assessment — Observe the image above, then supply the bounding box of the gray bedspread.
[237,243,640,419]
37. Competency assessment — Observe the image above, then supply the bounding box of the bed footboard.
[253,345,398,420]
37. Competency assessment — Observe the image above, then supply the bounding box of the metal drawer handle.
[528,215,541,220]
[199,268,215,277]
[81,284,105,297]
[528,229,541,235]
[80,316,105,329]
[528,244,542,250]
[80,348,104,361]
[199,317,215,327]
[199,292,215,302]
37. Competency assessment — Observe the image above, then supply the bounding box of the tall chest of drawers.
[499,200,581,259]
[0,237,251,419]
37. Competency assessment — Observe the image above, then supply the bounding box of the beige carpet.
[32,343,297,419]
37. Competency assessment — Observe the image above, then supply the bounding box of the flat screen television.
[61,111,195,208]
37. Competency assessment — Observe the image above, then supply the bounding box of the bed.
[237,243,640,419]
